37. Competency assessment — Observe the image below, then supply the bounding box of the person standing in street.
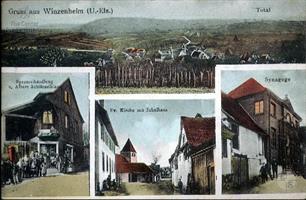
[260,163,267,183]
[265,161,273,180]
[272,158,278,179]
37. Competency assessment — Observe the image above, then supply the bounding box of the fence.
[96,62,215,88]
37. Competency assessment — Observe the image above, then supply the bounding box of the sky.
[103,99,215,167]
[222,69,306,126]
[2,0,306,29]
[1,73,90,131]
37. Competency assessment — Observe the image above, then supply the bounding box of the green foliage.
[40,47,68,66]
[280,34,305,63]
[1,47,102,67]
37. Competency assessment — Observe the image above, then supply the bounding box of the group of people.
[1,151,71,186]
[259,158,278,183]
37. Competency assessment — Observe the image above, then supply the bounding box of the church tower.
[120,138,137,163]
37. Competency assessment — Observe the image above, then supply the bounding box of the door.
[207,166,215,194]
[232,154,249,187]
[40,143,56,156]
[40,143,57,168]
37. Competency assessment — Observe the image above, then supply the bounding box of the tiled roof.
[181,116,215,148]
[222,92,266,136]
[228,78,266,99]
[115,154,152,173]
[121,138,136,153]
[227,78,301,121]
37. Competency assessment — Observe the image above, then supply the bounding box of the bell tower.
[120,138,137,163]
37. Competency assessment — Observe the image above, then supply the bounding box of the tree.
[40,47,67,67]
[152,151,161,165]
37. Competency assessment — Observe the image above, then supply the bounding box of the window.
[109,158,111,173]
[102,152,105,172]
[174,158,178,170]
[270,102,276,117]
[232,124,239,150]
[112,160,114,172]
[295,120,299,128]
[64,115,69,129]
[271,128,277,147]
[222,138,227,158]
[100,124,104,141]
[106,155,109,172]
[64,90,70,105]
[255,100,264,114]
[42,111,53,124]
[286,114,291,123]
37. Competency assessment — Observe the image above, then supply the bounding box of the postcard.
[1,0,306,199]
[94,99,215,196]
[1,67,94,197]
[216,64,306,195]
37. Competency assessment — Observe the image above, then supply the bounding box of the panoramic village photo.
[94,99,216,196]
[1,70,90,197]
[220,67,306,194]
[2,0,306,94]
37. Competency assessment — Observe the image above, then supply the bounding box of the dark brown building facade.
[228,78,302,169]
[2,78,85,166]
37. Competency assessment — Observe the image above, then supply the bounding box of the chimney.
[98,100,104,107]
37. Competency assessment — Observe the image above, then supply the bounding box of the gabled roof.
[115,154,152,173]
[228,78,301,121]
[121,138,136,153]
[57,78,84,123]
[95,101,118,146]
[283,97,294,112]
[3,92,53,116]
[222,92,266,136]
[228,78,266,99]
[181,116,215,148]
[3,78,84,123]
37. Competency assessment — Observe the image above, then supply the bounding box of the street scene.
[221,68,306,194]
[1,72,90,197]
[2,171,88,197]
[95,99,215,196]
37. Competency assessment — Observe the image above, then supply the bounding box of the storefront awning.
[37,128,60,141]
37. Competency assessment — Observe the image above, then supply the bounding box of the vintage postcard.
[1,0,306,94]
[1,67,94,197]
[216,65,306,195]
[1,0,306,199]
[94,98,216,196]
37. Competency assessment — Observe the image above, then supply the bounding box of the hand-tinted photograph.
[221,68,306,194]
[1,70,90,197]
